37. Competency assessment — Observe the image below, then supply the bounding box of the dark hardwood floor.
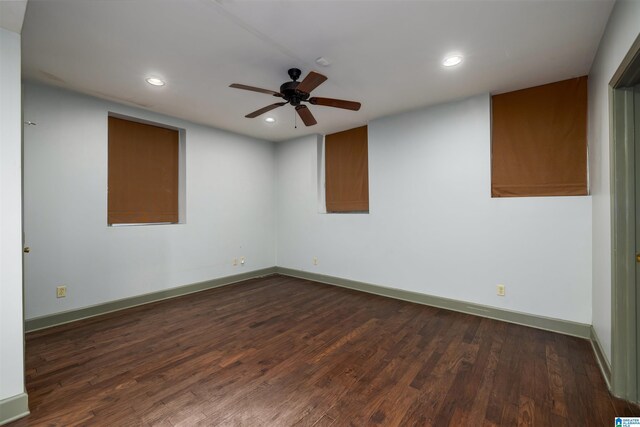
[11,274,640,426]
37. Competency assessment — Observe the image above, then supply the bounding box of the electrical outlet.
[496,284,505,296]
[240,257,245,265]
[233,258,238,266]
[56,285,67,298]
[313,257,318,266]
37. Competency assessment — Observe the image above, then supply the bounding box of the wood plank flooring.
[10,274,640,426]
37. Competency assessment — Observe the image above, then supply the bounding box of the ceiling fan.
[229,68,361,126]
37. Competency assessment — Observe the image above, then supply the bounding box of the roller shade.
[108,116,179,224]
[491,76,588,197]
[325,125,369,213]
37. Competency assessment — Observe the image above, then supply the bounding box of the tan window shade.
[325,125,369,213]
[491,76,588,197]
[108,116,179,224]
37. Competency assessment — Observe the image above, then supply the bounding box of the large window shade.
[108,116,179,224]
[325,125,369,213]
[491,76,588,197]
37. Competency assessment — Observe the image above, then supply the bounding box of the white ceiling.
[0,0,27,33]
[22,0,613,142]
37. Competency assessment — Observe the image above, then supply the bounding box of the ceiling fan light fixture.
[145,77,165,86]
[264,117,276,123]
[442,55,463,67]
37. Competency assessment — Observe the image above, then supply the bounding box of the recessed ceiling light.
[145,77,165,86]
[264,117,276,124]
[442,55,463,67]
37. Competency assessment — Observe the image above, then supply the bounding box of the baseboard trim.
[25,266,592,338]
[0,393,29,425]
[25,267,278,332]
[590,326,612,389]
[275,267,591,339]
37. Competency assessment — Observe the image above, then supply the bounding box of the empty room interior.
[2,0,640,425]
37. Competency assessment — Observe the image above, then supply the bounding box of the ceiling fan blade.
[230,83,282,97]
[245,102,287,118]
[308,97,361,111]
[295,71,327,94]
[295,105,317,126]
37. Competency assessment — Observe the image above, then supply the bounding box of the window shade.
[325,125,369,213]
[491,76,588,197]
[108,116,179,224]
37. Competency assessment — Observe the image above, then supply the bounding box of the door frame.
[611,33,640,402]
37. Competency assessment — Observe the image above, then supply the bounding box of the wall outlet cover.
[56,286,67,298]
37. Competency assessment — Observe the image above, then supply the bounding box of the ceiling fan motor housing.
[230,68,359,126]
[280,81,309,106]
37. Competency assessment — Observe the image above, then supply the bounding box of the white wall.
[277,94,593,324]
[23,84,597,328]
[22,83,276,319]
[0,27,25,400]
[589,0,640,362]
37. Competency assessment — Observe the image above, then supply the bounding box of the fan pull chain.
[294,109,297,129]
